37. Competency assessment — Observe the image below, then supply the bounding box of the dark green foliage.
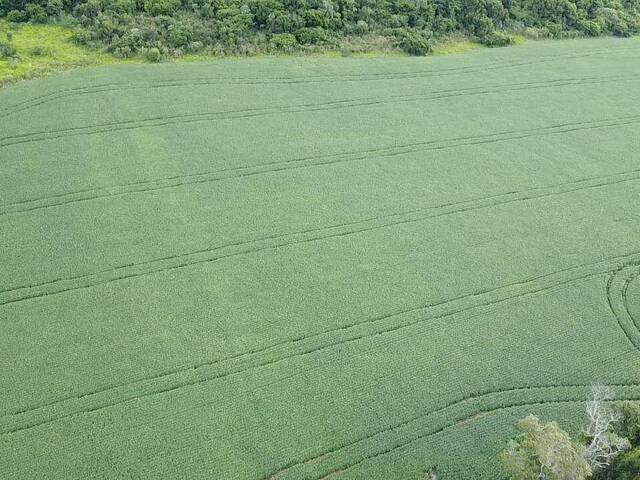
[143,0,180,15]
[510,0,640,37]
[24,2,47,20]
[593,401,640,480]
[0,30,16,56]
[0,39,16,56]
[598,448,640,480]
[480,29,514,45]
[617,402,640,448]
[388,26,431,54]
[269,31,296,49]
[295,26,330,44]
[1,0,639,55]
[5,9,27,20]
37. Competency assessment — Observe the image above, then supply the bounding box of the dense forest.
[1,0,639,58]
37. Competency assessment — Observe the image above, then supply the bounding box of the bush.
[389,27,431,55]
[24,3,48,22]
[6,8,27,21]
[269,32,296,50]
[45,0,63,16]
[30,45,50,55]
[166,19,193,47]
[596,7,635,36]
[143,0,180,15]
[480,30,515,46]
[295,26,329,44]
[616,402,640,446]
[577,18,602,36]
[0,40,17,57]
[145,46,161,61]
[601,448,640,480]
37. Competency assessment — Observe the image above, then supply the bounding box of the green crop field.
[1,37,640,479]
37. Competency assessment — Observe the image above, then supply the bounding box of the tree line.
[1,0,639,58]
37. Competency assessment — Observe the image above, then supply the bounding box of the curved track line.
[1,46,638,116]
[2,168,640,305]
[309,383,640,480]
[1,75,639,150]
[2,110,640,218]
[2,249,640,436]
[606,264,640,350]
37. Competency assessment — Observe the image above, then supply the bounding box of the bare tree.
[583,384,630,472]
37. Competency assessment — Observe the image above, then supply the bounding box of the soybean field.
[1,37,640,479]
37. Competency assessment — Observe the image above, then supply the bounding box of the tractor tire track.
[2,104,640,218]
[2,167,640,304]
[2,249,640,436]
[1,46,638,117]
[1,74,639,150]
[607,264,640,350]
[623,272,640,330]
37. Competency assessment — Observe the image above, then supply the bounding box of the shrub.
[30,45,50,55]
[145,45,161,60]
[600,448,640,480]
[616,402,640,446]
[596,7,634,36]
[24,3,48,22]
[186,39,203,51]
[0,40,17,57]
[45,0,63,16]
[295,26,329,44]
[480,30,515,46]
[113,44,132,56]
[166,19,193,47]
[389,27,431,55]
[354,19,368,33]
[143,0,180,15]
[577,18,602,36]
[6,8,27,21]
[269,32,296,50]
[100,0,137,14]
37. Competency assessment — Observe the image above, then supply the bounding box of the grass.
[0,21,130,84]
[432,37,482,55]
[0,21,488,85]
[1,37,640,479]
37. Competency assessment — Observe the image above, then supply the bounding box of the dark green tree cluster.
[1,0,639,56]
[595,401,640,480]
[502,399,640,480]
